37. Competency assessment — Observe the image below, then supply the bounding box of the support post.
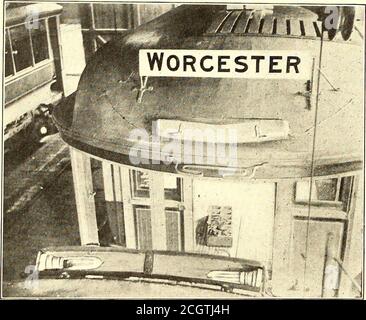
[70,148,99,245]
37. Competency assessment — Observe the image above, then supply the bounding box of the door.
[290,219,344,296]
[135,206,153,250]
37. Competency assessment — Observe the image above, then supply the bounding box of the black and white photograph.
[0,0,364,300]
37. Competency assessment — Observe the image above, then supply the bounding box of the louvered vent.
[206,10,322,38]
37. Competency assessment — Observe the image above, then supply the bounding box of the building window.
[164,175,182,201]
[338,176,354,212]
[69,150,195,252]
[131,170,150,198]
[93,3,131,29]
[89,163,188,251]
[295,176,354,210]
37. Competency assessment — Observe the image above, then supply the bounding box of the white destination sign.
[139,50,312,79]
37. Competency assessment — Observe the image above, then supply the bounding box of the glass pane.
[339,176,354,212]
[314,179,338,201]
[5,31,14,77]
[131,170,150,198]
[9,24,33,72]
[164,175,182,201]
[31,20,49,63]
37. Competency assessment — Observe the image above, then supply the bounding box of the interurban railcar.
[49,5,363,297]
[4,3,64,149]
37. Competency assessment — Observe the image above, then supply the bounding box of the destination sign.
[139,50,312,79]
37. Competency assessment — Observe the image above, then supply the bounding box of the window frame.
[5,29,16,78]
[30,18,52,65]
[5,17,53,83]
[294,174,355,210]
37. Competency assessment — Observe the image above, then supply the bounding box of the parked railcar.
[4,3,64,150]
[43,5,364,297]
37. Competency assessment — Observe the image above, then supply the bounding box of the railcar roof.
[206,6,322,38]
[53,5,364,178]
[5,3,63,27]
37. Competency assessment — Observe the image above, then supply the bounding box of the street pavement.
[3,134,80,284]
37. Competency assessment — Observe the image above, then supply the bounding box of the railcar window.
[5,31,14,77]
[9,24,33,72]
[31,20,49,64]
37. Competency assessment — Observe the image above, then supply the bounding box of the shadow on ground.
[3,167,80,283]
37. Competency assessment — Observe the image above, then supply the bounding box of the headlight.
[207,269,263,288]
[36,252,103,271]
